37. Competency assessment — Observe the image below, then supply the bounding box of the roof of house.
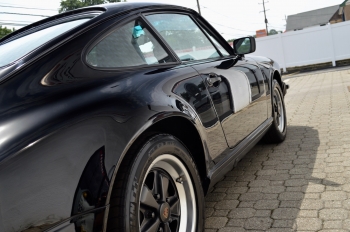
[286,5,339,31]
[340,0,349,7]
[339,0,350,15]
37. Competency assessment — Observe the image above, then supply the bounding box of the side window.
[203,30,230,56]
[145,14,221,61]
[86,18,175,68]
[0,18,92,67]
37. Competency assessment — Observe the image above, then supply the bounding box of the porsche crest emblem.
[163,207,169,219]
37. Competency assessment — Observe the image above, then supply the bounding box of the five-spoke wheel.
[273,86,285,133]
[107,135,204,232]
[263,79,287,143]
[139,154,196,232]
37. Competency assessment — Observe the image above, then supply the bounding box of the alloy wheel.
[139,155,196,232]
[273,87,285,132]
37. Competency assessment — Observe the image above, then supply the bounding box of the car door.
[192,58,268,149]
[144,13,230,162]
[145,13,268,158]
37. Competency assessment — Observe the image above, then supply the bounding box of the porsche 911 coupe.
[0,2,288,232]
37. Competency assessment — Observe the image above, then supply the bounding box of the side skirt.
[206,117,273,191]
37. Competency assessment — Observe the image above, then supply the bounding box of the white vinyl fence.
[252,20,350,72]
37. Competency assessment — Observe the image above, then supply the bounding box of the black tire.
[264,79,287,143]
[107,134,205,232]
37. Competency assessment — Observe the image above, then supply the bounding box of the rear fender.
[105,110,211,206]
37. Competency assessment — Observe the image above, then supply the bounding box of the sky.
[0,0,344,40]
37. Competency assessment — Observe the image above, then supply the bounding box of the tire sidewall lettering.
[125,135,202,231]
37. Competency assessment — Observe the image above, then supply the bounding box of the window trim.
[83,14,180,71]
[194,16,236,57]
[201,27,231,57]
[142,11,227,64]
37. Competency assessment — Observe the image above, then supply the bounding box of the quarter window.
[86,18,175,68]
[0,18,91,67]
[146,14,221,61]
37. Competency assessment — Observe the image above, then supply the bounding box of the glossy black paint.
[0,3,286,232]
[191,57,269,155]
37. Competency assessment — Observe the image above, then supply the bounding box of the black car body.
[0,3,288,232]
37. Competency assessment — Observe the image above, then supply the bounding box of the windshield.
[0,18,90,67]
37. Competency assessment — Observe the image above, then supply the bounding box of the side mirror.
[233,36,256,55]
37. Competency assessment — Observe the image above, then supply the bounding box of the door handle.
[206,73,222,87]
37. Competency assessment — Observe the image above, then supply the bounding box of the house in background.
[286,1,350,31]
[339,0,350,21]
[330,0,350,23]
[286,5,339,31]
[329,9,344,24]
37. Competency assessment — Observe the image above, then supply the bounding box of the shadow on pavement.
[205,125,336,231]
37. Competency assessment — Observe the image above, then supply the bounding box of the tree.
[268,29,278,35]
[0,26,15,39]
[59,0,126,13]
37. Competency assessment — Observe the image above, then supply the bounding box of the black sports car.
[0,2,288,232]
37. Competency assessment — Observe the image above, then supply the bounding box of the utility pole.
[196,0,201,15]
[260,0,269,36]
[262,0,268,35]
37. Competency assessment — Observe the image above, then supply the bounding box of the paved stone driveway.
[204,68,350,231]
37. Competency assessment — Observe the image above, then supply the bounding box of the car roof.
[84,2,196,16]
[0,2,195,43]
[97,2,174,11]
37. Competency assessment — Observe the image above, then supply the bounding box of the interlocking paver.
[214,200,239,209]
[299,199,323,210]
[302,183,325,193]
[272,219,294,228]
[272,208,299,219]
[323,220,343,229]
[280,200,302,208]
[278,192,304,201]
[319,208,348,220]
[205,68,350,231]
[205,217,228,229]
[226,219,245,227]
[284,179,308,186]
[212,210,229,217]
[244,217,273,230]
[321,191,347,200]
[218,228,245,232]
[254,210,271,217]
[254,200,279,210]
[295,218,322,231]
[227,208,256,218]
[239,192,264,201]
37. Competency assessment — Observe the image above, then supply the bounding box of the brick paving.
[204,68,350,231]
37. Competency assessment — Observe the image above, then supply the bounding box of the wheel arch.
[106,113,210,208]
[273,70,282,88]
[145,116,208,184]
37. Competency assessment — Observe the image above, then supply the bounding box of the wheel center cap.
[159,202,171,222]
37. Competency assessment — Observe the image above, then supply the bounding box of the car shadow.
[205,125,335,231]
